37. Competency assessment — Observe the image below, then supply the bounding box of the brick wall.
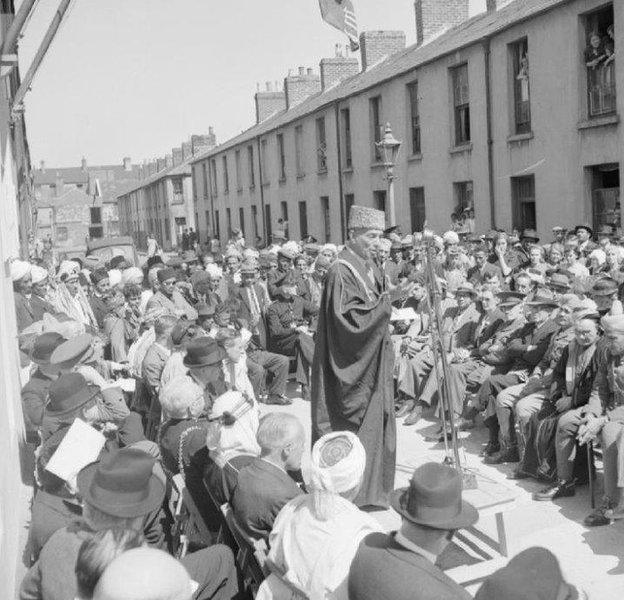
[284,68,321,109]
[359,31,406,71]
[255,89,286,123]
[320,56,359,90]
[414,0,469,46]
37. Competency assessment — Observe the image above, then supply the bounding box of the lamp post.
[375,122,402,228]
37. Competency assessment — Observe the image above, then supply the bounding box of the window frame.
[277,133,286,181]
[341,108,353,169]
[451,64,471,145]
[407,81,421,154]
[370,95,383,161]
[316,117,328,173]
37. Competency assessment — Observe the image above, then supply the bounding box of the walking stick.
[587,441,595,509]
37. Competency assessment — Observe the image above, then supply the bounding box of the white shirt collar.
[393,532,437,564]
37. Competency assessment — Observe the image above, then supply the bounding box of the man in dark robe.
[311,205,413,508]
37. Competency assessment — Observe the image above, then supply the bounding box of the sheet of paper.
[116,378,136,393]
[391,307,419,322]
[45,418,106,483]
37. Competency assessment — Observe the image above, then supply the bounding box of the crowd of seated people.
[13,221,619,598]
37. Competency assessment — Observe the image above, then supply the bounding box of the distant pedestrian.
[146,233,159,258]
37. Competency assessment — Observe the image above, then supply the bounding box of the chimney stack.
[191,134,216,155]
[122,156,132,171]
[172,147,183,166]
[165,154,173,169]
[320,44,359,90]
[81,156,87,171]
[284,67,321,109]
[39,160,45,172]
[486,0,497,11]
[181,141,192,160]
[255,81,286,124]
[157,157,166,172]
[414,0,469,47]
[359,31,406,71]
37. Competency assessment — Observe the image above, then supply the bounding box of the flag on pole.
[319,0,359,51]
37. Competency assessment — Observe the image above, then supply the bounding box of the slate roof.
[190,0,569,164]
[116,160,193,198]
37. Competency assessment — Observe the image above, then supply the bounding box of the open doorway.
[589,163,620,230]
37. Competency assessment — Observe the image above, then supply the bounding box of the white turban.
[205,264,223,279]
[121,267,144,286]
[58,260,80,280]
[11,260,32,282]
[108,269,122,288]
[30,265,49,285]
[282,241,302,255]
[443,230,460,245]
[307,431,366,494]
[601,314,624,334]
[589,248,606,266]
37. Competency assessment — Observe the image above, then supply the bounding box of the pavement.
[267,381,624,598]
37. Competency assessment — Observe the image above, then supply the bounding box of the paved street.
[267,382,624,598]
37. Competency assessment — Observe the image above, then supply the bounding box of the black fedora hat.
[77,447,165,518]
[45,373,100,417]
[574,223,593,237]
[31,332,66,365]
[389,462,478,530]
[183,336,226,368]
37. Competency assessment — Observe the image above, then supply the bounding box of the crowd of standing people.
[12,205,613,599]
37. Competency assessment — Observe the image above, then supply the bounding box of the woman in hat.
[257,431,381,600]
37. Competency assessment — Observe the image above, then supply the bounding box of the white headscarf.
[206,391,260,468]
[11,260,31,282]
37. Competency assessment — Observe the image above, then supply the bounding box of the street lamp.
[375,122,402,227]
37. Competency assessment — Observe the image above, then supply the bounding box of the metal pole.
[387,166,396,228]
[11,0,74,111]
[0,0,38,56]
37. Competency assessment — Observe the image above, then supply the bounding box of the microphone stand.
[420,231,477,489]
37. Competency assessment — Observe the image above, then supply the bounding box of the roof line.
[190,0,570,164]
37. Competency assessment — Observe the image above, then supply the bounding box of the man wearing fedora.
[184,336,229,410]
[574,224,597,258]
[348,462,476,600]
[21,447,238,600]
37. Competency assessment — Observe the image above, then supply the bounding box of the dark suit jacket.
[14,292,35,332]
[31,294,55,322]
[349,532,471,600]
[231,283,271,348]
[21,369,55,436]
[507,319,559,370]
[141,342,170,394]
[230,457,302,539]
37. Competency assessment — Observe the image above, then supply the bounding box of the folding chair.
[169,474,213,559]
[221,503,269,594]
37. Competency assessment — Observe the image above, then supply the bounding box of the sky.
[18,0,485,167]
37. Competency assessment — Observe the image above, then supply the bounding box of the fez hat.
[183,337,225,368]
[45,373,100,417]
[347,205,385,231]
[157,267,177,283]
[474,547,577,600]
[390,463,478,530]
[77,447,165,518]
[91,267,110,285]
[50,333,93,368]
[31,332,66,365]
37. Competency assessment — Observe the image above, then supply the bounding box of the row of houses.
[118,0,624,247]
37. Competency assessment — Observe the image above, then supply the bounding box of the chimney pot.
[81,156,87,171]
[298,66,305,76]
[256,82,260,92]
[39,160,45,172]
[265,81,272,91]
[486,0,497,11]
[307,67,313,75]
[122,156,132,171]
